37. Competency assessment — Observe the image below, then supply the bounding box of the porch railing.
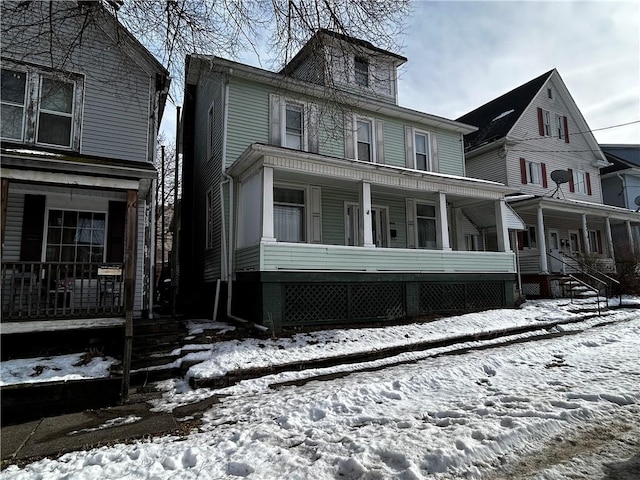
[1,262,124,320]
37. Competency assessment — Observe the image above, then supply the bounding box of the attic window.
[354,56,369,87]
[547,88,553,100]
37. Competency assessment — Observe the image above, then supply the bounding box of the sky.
[160,1,640,146]
[4,298,640,478]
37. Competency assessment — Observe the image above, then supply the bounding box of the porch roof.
[229,143,518,201]
[1,147,157,194]
[506,194,640,223]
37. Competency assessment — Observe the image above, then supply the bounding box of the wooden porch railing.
[1,262,124,320]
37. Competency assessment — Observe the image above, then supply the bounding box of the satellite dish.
[635,196,640,207]
[551,170,571,185]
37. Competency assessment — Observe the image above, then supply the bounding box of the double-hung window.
[519,225,537,249]
[416,203,437,249]
[356,119,373,162]
[527,161,543,185]
[354,56,369,87]
[414,131,431,171]
[285,103,304,150]
[45,210,106,263]
[542,109,551,136]
[573,169,587,194]
[555,114,565,140]
[1,69,27,141]
[0,65,82,149]
[274,187,305,243]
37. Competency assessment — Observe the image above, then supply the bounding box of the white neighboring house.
[457,69,639,298]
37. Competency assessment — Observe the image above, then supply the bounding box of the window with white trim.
[356,118,373,162]
[555,113,565,140]
[354,56,369,87]
[573,169,587,194]
[588,230,602,254]
[45,209,106,263]
[284,102,304,149]
[0,65,83,149]
[526,160,543,185]
[542,109,551,136]
[416,203,437,249]
[414,131,431,171]
[206,188,214,249]
[274,187,305,243]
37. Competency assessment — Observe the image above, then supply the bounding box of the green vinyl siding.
[260,243,516,273]
[321,186,358,245]
[436,129,465,176]
[379,116,407,168]
[371,192,407,248]
[317,107,346,158]
[226,79,270,166]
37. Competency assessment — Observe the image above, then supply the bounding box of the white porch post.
[604,217,615,261]
[495,199,512,253]
[537,207,548,274]
[581,213,591,253]
[261,166,276,242]
[455,208,466,251]
[626,220,635,253]
[361,182,374,247]
[435,192,451,250]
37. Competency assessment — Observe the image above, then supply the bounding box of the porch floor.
[0,317,125,335]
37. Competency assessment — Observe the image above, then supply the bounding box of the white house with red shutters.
[457,69,640,298]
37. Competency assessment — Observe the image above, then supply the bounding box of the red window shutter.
[596,230,603,254]
[537,108,544,136]
[520,158,528,184]
[563,116,569,143]
[586,172,592,195]
[517,231,524,250]
[541,163,548,188]
[568,168,575,192]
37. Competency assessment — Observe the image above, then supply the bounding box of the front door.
[371,207,388,247]
[548,229,562,273]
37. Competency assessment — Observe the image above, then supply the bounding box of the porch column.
[604,217,615,262]
[495,199,512,253]
[581,213,591,253]
[121,189,138,402]
[626,220,635,253]
[1,179,7,250]
[435,191,451,250]
[537,207,548,274]
[454,208,466,250]
[261,167,276,242]
[361,182,374,247]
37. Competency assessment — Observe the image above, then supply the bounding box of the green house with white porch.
[179,30,524,331]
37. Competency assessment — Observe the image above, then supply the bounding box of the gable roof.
[600,144,640,174]
[456,70,553,151]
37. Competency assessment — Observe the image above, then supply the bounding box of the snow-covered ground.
[0,352,115,386]
[2,299,640,479]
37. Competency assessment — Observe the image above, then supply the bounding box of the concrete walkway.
[1,391,220,465]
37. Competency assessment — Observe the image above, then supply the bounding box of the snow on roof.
[491,109,515,122]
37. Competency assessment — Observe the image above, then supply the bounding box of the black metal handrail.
[564,274,603,315]
[558,251,620,287]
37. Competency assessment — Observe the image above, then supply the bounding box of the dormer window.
[354,56,369,87]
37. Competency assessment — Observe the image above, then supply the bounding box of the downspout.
[218,70,268,333]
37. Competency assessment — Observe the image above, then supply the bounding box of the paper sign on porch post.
[98,265,122,276]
